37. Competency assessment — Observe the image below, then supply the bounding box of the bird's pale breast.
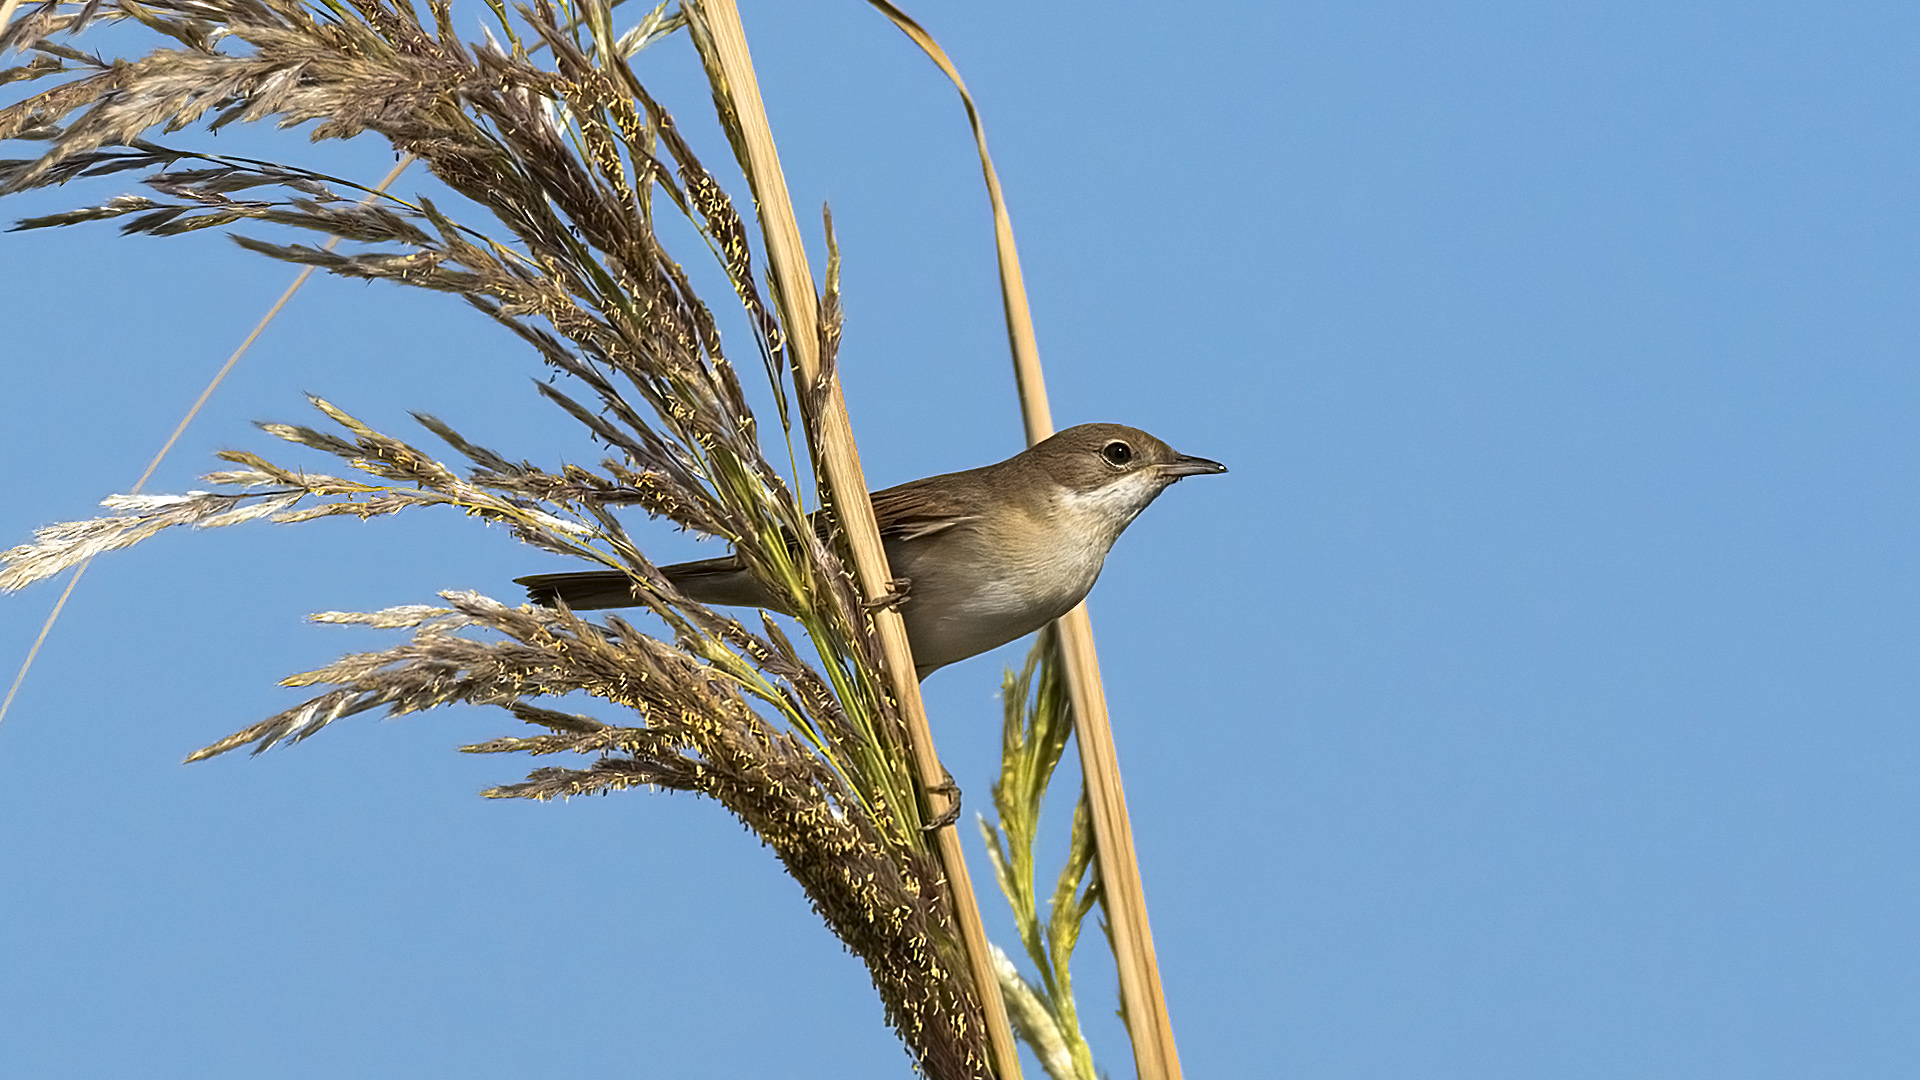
[889,471,1158,674]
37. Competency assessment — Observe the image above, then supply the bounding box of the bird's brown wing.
[867,475,981,542]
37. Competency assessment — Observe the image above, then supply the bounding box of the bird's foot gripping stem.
[864,576,913,612]
[922,767,961,832]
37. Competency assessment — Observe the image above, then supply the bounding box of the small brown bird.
[518,423,1225,678]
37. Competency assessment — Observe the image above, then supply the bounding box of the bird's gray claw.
[922,769,961,832]
[865,577,913,612]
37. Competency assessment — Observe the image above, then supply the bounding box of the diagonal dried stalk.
[861,4,1185,1076]
[683,2,1022,1075]
[0,153,411,730]
[0,1,1001,1073]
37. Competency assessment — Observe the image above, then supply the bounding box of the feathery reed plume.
[981,630,1101,1080]
[0,1,999,1073]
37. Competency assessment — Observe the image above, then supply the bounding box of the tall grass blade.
[686,2,1021,1074]
[860,4,1185,1077]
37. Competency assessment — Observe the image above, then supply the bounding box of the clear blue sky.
[3,2,1917,1077]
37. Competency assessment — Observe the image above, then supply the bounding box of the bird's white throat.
[1053,471,1168,543]
[1027,470,1169,600]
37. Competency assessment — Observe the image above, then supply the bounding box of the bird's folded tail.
[514,570,640,610]
[516,556,781,612]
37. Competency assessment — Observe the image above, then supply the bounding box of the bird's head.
[1025,422,1226,537]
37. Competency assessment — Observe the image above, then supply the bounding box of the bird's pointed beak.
[1161,453,1227,478]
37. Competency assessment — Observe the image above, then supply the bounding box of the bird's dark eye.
[1101,441,1134,467]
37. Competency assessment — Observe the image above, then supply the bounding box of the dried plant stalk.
[863,4,1185,1076]
[687,2,1022,1075]
[0,153,412,729]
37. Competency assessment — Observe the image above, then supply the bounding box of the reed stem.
[695,3,1023,1076]
[862,4,1186,1075]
